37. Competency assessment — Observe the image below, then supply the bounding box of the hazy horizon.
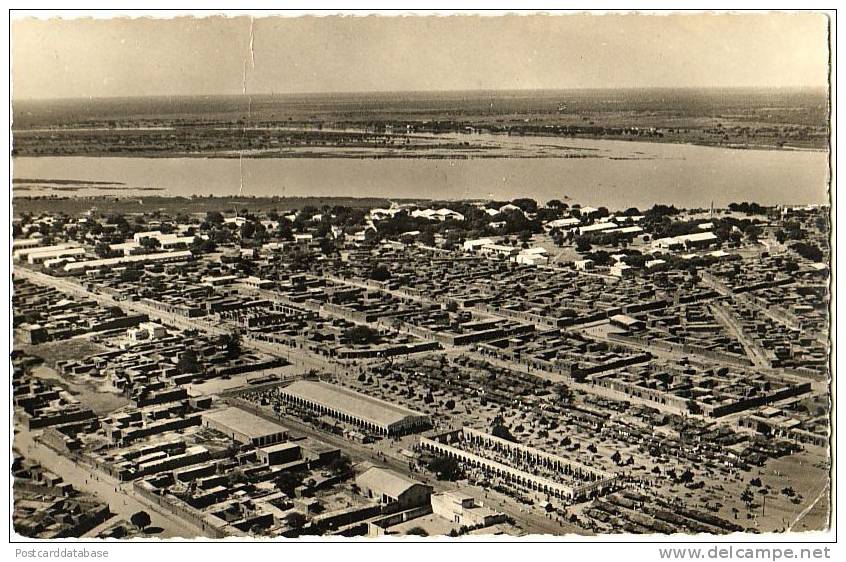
[12,14,830,100]
[12,85,830,104]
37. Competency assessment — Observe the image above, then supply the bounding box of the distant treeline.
[13,178,125,186]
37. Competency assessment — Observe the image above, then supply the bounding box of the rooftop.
[281,380,428,428]
[355,467,426,498]
[202,407,288,439]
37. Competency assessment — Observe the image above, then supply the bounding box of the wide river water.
[12,135,829,209]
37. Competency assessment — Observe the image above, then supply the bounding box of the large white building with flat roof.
[202,407,288,446]
[277,380,430,436]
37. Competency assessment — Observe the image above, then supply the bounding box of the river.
[12,136,829,209]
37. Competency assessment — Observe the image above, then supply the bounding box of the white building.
[616,226,645,236]
[431,492,506,528]
[497,204,523,214]
[576,222,617,236]
[645,259,667,270]
[544,217,581,230]
[463,238,495,252]
[14,243,75,262]
[652,232,718,251]
[610,263,634,277]
[411,208,465,222]
[480,244,519,258]
[27,246,86,265]
[12,238,43,250]
[574,259,594,271]
[514,247,550,266]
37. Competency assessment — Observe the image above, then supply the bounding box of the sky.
[11,13,831,100]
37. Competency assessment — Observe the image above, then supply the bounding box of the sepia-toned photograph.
[6,8,835,549]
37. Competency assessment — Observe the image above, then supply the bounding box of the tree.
[318,237,335,256]
[790,242,824,262]
[177,350,200,375]
[240,221,256,239]
[511,198,538,214]
[491,424,516,442]
[206,211,224,225]
[120,267,143,283]
[426,455,463,481]
[285,512,308,529]
[444,399,456,411]
[586,250,612,266]
[369,265,392,282]
[345,325,378,345]
[575,237,592,253]
[276,220,293,241]
[745,225,762,243]
[611,451,622,464]
[419,230,436,246]
[222,333,241,359]
[275,471,307,497]
[191,236,216,254]
[406,526,429,537]
[728,202,765,215]
[95,241,114,258]
[139,236,161,250]
[130,511,151,531]
[326,456,353,477]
